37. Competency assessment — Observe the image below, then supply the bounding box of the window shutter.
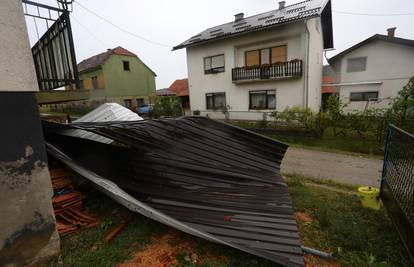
[246,50,260,66]
[271,46,287,63]
[211,55,224,68]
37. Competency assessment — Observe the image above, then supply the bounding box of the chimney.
[387,27,397,38]
[234,13,244,22]
[279,1,286,10]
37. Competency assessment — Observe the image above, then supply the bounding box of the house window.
[206,93,226,109]
[204,54,225,74]
[249,90,276,109]
[124,99,132,108]
[347,57,367,72]
[123,61,130,71]
[136,98,145,107]
[245,46,287,67]
[91,76,99,89]
[350,91,379,102]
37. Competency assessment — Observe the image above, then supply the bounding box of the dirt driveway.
[281,147,383,186]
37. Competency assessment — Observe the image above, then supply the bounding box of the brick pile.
[49,168,100,237]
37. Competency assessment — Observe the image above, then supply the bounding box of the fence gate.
[381,124,414,262]
[23,0,79,90]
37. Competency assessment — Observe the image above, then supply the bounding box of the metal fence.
[23,0,79,90]
[381,124,414,262]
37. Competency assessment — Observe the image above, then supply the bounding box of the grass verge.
[288,175,411,267]
[45,176,412,267]
[228,121,384,157]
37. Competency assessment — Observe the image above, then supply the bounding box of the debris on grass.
[295,212,313,223]
[118,230,197,267]
[304,254,340,267]
[104,213,135,243]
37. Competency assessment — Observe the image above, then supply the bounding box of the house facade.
[174,0,333,120]
[328,29,414,112]
[77,46,156,109]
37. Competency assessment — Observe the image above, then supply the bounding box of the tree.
[326,94,347,136]
[392,77,414,123]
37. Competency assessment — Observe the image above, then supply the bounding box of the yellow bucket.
[358,186,380,210]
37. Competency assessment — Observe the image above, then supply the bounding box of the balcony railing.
[232,60,303,83]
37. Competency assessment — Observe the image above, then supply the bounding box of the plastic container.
[358,186,380,210]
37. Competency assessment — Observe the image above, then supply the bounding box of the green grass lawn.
[228,121,384,157]
[265,129,383,157]
[45,176,412,267]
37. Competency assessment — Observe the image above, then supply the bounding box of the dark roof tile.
[329,34,414,64]
[173,0,331,50]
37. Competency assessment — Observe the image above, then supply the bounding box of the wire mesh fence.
[381,124,414,262]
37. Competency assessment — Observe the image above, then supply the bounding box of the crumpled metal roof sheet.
[44,117,304,266]
[64,103,143,144]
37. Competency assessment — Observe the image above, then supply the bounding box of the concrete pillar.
[0,0,60,265]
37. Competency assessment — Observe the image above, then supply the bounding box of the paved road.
[281,147,383,186]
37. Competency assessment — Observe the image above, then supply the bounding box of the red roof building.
[168,79,190,109]
[168,79,189,97]
[322,65,339,94]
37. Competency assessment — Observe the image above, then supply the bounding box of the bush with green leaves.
[151,96,183,118]
[259,76,414,141]
[270,106,329,137]
[325,94,347,136]
[390,76,414,132]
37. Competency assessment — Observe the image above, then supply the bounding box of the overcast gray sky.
[26,0,414,89]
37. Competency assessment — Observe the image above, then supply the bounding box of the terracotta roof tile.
[168,79,189,97]
[77,46,137,73]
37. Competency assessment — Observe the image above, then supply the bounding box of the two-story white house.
[328,28,414,112]
[173,0,333,120]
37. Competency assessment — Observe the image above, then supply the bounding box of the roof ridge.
[191,0,318,33]
[173,0,330,50]
[328,33,414,63]
[285,0,313,9]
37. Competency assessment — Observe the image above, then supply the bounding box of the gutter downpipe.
[303,20,310,109]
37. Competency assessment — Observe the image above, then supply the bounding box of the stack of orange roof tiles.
[49,168,100,237]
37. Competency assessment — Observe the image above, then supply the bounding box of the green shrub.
[270,106,329,137]
[151,96,183,118]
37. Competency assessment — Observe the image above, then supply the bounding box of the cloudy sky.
[25,0,414,89]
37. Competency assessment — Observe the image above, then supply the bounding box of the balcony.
[232,60,303,83]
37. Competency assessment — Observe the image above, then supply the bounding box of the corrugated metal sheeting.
[64,103,143,144]
[44,117,304,267]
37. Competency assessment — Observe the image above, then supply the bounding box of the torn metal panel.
[44,117,304,267]
[64,103,143,144]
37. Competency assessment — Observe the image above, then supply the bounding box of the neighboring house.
[173,0,333,120]
[328,28,414,112]
[156,79,190,111]
[321,65,339,109]
[77,46,156,109]
[168,79,190,110]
